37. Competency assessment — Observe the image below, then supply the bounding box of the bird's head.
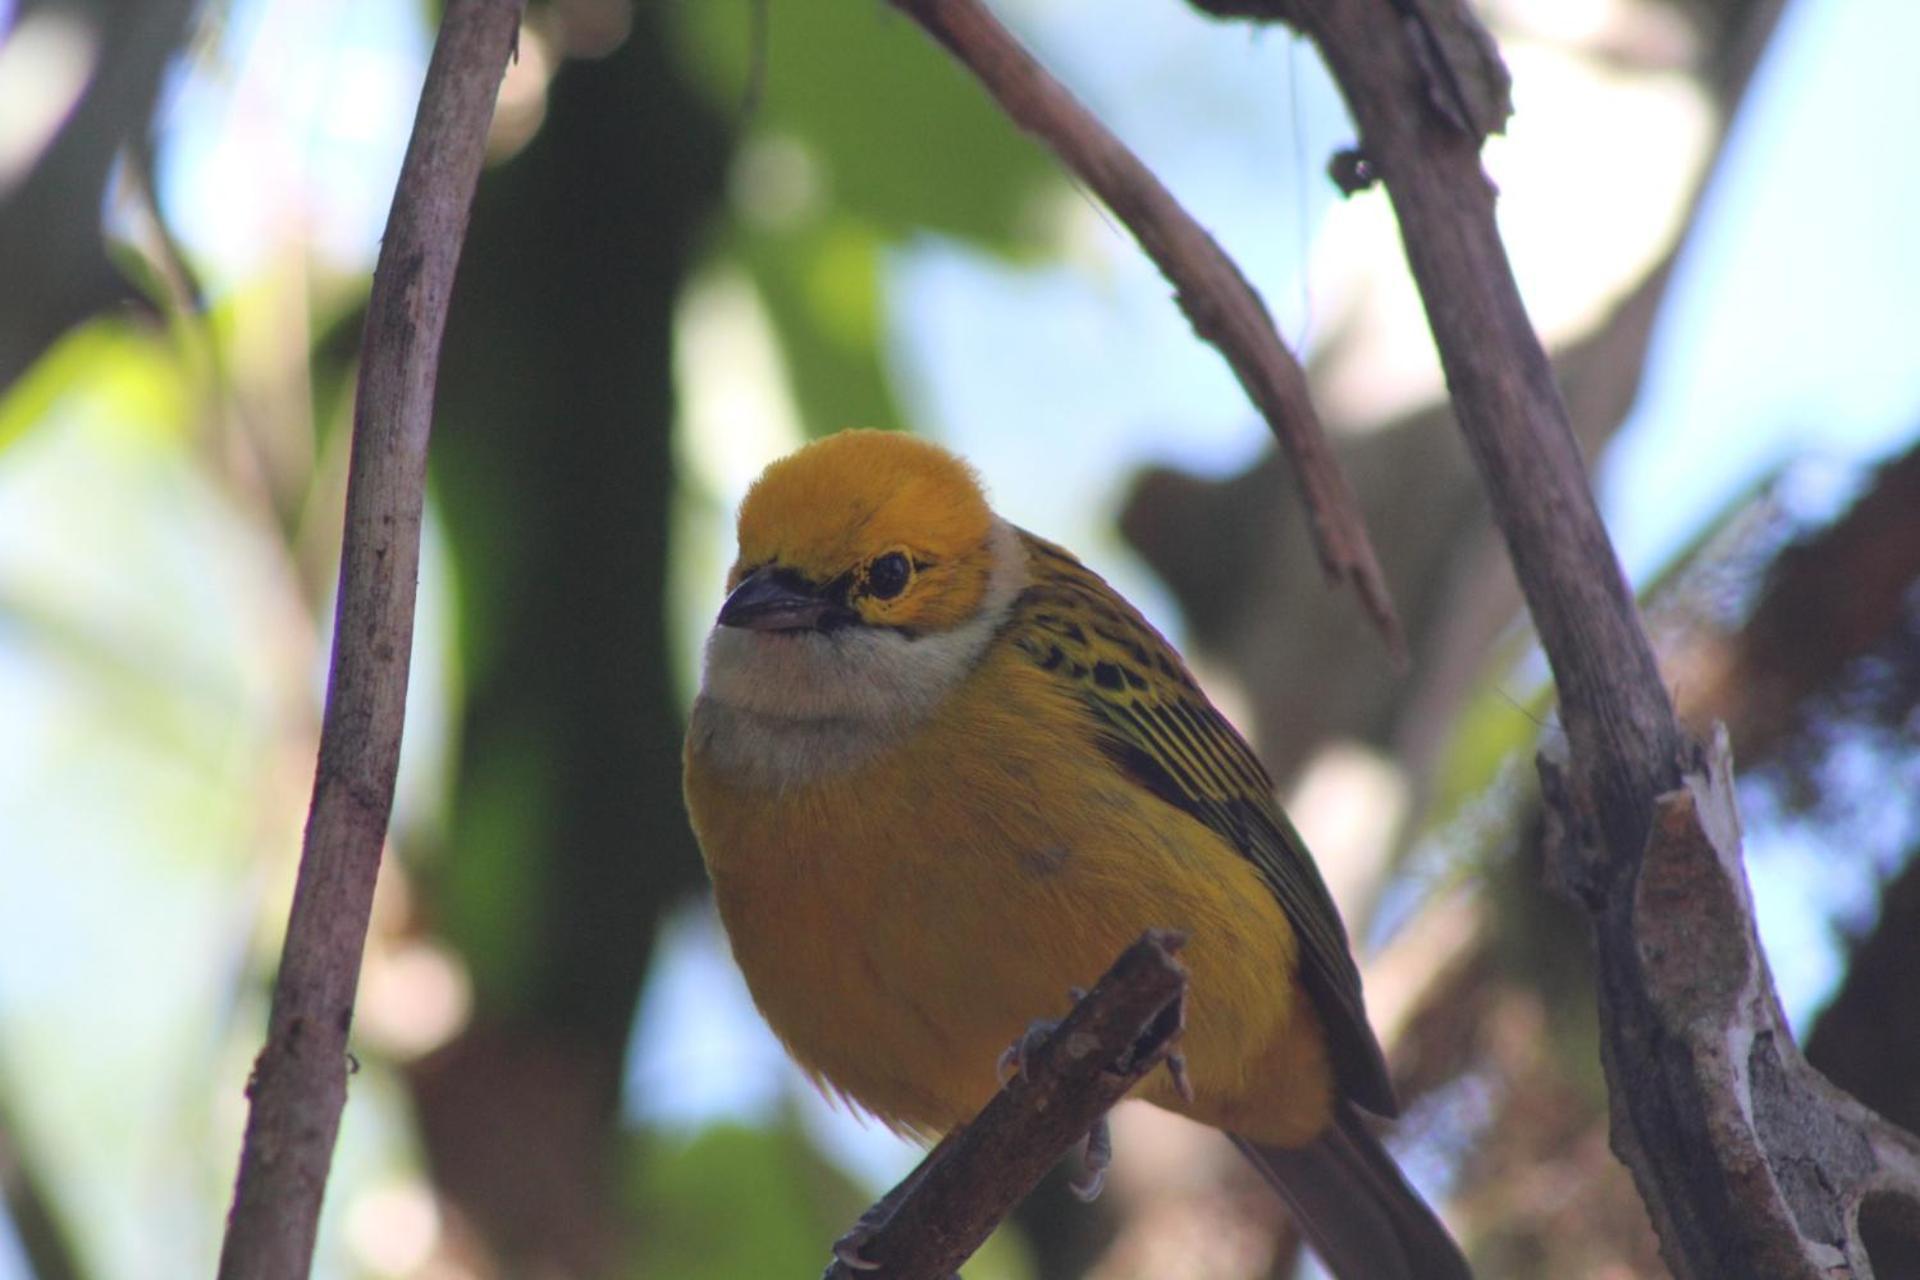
[696,430,1026,746]
[720,429,998,639]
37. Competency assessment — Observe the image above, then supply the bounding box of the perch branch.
[215,2,523,1276]
[890,0,1405,659]
[1184,0,1920,1276]
[823,931,1189,1280]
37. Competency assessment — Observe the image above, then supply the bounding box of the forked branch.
[889,0,1405,659]
[1182,0,1920,1275]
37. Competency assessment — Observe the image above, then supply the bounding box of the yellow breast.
[684,636,1334,1146]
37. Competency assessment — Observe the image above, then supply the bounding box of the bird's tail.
[1232,1104,1471,1280]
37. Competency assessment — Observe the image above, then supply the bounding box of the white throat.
[688,518,1028,787]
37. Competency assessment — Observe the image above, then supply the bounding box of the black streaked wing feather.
[1008,530,1397,1116]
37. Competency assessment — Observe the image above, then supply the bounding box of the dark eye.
[867,552,911,600]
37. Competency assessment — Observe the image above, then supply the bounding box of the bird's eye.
[867,552,911,600]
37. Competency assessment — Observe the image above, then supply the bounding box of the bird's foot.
[996,987,1088,1084]
[995,1017,1056,1084]
[825,1145,956,1276]
[1068,1114,1112,1202]
[993,988,1113,1204]
[827,1213,958,1279]
[829,1207,887,1273]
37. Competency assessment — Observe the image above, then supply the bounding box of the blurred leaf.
[435,721,554,1010]
[1427,662,1550,834]
[672,0,1062,437]
[628,1120,860,1280]
[0,1075,86,1280]
[740,215,900,434]
[0,314,340,1278]
[0,314,253,775]
[675,2,1051,243]
[0,317,186,455]
[627,1117,1034,1279]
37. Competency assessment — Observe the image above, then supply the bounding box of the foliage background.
[0,0,1917,1276]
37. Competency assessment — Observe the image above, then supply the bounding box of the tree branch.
[1264,0,1681,849]
[823,931,1189,1280]
[214,3,523,1276]
[888,0,1405,660]
[0,0,198,388]
[1185,1,1920,1276]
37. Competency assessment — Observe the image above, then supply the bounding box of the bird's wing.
[1007,529,1397,1116]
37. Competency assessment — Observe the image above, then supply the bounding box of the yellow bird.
[684,430,1470,1280]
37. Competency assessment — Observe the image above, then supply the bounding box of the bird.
[683,429,1470,1280]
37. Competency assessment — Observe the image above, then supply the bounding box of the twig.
[1187,0,1920,1275]
[214,2,523,1276]
[823,931,1189,1280]
[1271,0,1677,847]
[0,0,197,386]
[888,0,1405,661]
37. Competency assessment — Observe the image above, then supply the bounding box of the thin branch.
[1283,0,1680,847]
[215,2,523,1276]
[888,0,1406,661]
[824,931,1189,1280]
[1184,0,1920,1276]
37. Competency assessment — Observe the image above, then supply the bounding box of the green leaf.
[628,1120,862,1280]
[739,215,900,435]
[674,2,1053,244]
[0,316,187,455]
[625,1116,1036,1279]
[671,0,1064,438]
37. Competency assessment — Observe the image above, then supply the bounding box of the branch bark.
[888,0,1405,659]
[214,3,522,1276]
[0,0,198,388]
[1184,1,1920,1276]
[823,931,1189,1280]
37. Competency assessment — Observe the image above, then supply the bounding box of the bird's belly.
[687,710,1332,1143]
[699,789,1120,1133]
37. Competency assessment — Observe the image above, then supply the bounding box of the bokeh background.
[2,0,1917,1276]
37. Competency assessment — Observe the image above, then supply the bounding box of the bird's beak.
[717,566,835,632]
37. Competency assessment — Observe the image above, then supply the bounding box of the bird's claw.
[829,1215,885,1272]
[995,988,1110,1202]
[1165,1049,1194,1102]
[997,987,1090,1084]
[827,1222,957,1279]
[997,1018,1055,1084]
[1068,1115,1112,1202]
